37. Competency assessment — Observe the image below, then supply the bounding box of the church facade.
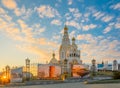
[59,26,81,74]
[49,25,82,75]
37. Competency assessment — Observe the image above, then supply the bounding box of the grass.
[96,71,113,76]
[88,79,120,84]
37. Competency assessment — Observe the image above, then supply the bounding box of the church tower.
[61,25,70,45]
[112,60,118,71]
[49,52,58,65]
[59,25,81,74]
[59,25,71,62]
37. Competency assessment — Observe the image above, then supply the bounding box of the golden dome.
[64,25,68,30]
[53,53,55,57]
[49,52,58,64]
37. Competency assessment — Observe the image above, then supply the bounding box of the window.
[72,54,73,57]
[74,53,75,57]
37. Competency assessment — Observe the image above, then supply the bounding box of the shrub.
[113,71,120,79]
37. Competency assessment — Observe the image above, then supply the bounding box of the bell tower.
[62,25,70,46]
[59,25,70,62]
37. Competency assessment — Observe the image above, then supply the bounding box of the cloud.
[0,1,120,65]
[84,13,90,18]
[26,38,59,60]
[65,8,82,25]
[14,6,33,19]
[77,34,96,44]
[65,13,72,20]
[0,8,6,14]
[51,19,61,25]
[36,5,60,18]
[68,0,73,5]
[2,0,17,9]
[60,28,64,34]
[0,17,21,41]
[0,7,12,22]
[38,28,45,33]
[77,34,120,63]
[16,42,59,63]
[103,22,114,34]
[53,35,60,40]
[93,11,105,20]
[82,24,97,31]
[66,20,81,29]
[0,16,47,47]
[115,23,120,29]
[17,20,47,44]
[58,0,62,3]
[69,30,76,39]
[110,2,120,10]
[103,22,120,34]
[18,20,45,40]
[17,20,58,47]
[66,19,97,31]
[103,27,112,34]
[31,24,46,36]
[101,15,113,22]
[113,18,120,29]
[17,19,34,40]
[92,8,114,23]
[17,19,27,29]
[16,44,49,59]
[0,15,59,62]
[69,8,82,20]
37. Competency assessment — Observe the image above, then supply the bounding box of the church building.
[59,25,81,73]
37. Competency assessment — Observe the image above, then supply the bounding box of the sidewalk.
[0,85,4,87]
[3,79,85,87]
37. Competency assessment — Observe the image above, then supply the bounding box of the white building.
[90,59,97,72]
[112,60,118,71]
[49,52,59,65]
[59,25,81,73]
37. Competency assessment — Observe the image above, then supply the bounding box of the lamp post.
[5,65,10,83]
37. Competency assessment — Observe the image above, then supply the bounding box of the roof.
[49,58,58,64]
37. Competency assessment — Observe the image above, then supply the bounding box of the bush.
[113,71,120,79]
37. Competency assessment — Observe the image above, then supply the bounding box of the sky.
[0,0,120,71]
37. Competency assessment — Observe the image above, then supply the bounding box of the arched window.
[74,53,75,57]
[72,54,73,57]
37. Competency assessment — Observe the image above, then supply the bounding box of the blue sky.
[0,0,120,71]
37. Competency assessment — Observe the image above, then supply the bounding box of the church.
[49,25,82,74]
[9,26,88,81]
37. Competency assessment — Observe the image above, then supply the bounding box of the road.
[1,82,120,88]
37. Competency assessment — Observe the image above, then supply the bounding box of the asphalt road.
[1,82,120,88]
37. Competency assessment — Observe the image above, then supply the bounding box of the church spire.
[72,37,75,44]
[64,25,68,31]
[52,52,55,58]
[62,25,70,46]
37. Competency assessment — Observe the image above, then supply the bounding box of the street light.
[5,65,10,82]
